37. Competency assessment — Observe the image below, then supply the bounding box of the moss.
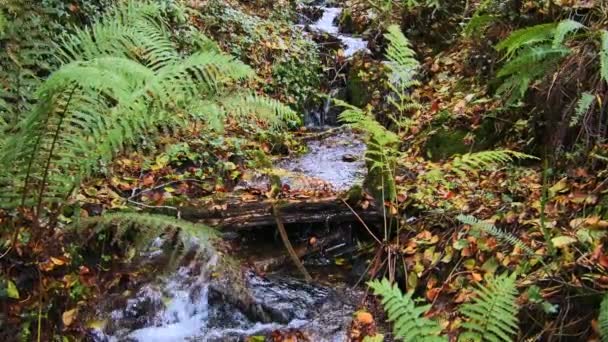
[425,128,470,161]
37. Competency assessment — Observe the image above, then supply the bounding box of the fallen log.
[175,195,382,231]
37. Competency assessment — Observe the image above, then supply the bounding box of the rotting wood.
[174,195,382,230]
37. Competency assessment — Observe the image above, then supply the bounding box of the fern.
[601,30,608,83]
[552,19,585,48]
[450,150,539,177]
[0,1,296,210]
[570,92,595,127]
[459,273,519,342]
[600,293,608,342]
[496,23,558,57]
[368,278,446,341]
[384,24,419,81]
[464,14,498,38]
[457,214,535,256]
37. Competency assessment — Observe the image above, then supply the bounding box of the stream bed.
[89,4,370,341]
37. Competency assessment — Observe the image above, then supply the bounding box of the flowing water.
[310,7,369,58]
[90,3,369,341]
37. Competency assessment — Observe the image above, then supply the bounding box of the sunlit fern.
[459,273,520,342]
[368,278,446,341]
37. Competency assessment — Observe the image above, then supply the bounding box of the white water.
[310,7,369,57]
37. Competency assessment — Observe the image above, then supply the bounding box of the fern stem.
[35,85,77,223]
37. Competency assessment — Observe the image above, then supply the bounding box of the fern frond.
[457,214,535,256]
[459,273,519,342]
[571,92,595,127]
[79,212,218,268]
[384,25,419,76]
[497,45,570,78]
[600,30,608,83]
[496,23,558,57]
[599,293,608,342]
[464,14,498,38]
[220,93,299,129]
[450,149,538,177]
[552,19,585,48]
[368,279,446,341]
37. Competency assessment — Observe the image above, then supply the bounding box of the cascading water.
[90,3,370,341]
[310,7,369,58]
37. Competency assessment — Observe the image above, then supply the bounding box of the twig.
[272,204,312,282]
[340,198,382,245]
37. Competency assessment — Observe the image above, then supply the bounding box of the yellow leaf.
[50,257,66,266]
[62,308,78,327]
[6,280,19,299]
[551,236,577,248]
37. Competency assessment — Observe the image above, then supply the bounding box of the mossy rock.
[338,8,355,34]
[346,55,387,108]
[425,128,470,161]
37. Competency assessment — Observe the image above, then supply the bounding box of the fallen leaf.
[62,308,78,327]
[551,236,577,248]
[6,280,19,299]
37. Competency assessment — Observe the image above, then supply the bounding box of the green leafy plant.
[450,150,539,177]
[459,273,519,342]
[368,278,446,341]
[0,0,296,211]
[599,293,608,342]
[570,92,596,127]
[495,21,579,102]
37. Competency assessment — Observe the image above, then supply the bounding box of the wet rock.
[342,153,358,162]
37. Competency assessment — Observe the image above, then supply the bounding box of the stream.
[90,4,370,342]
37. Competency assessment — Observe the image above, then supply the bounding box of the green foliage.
[459,273,519,342]
[384,24,422,131]
[368,279,446,341]
[457,214,535,256]
[464,14,498,38]
[79,212,219,271]
[496,23,559,57]
[451,150,539,177]
[599,293,608,342]
[552,20,584,48]
[571,92,595,127]
[601,30,608,83]
[494,20,595,103]
[0,1,296,209]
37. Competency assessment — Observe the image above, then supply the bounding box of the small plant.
[459,273,519,342]
[368,278,446,341]
[369,275,520,342]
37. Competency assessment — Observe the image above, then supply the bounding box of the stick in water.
[272,204,313,282]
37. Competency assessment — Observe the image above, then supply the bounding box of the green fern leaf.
[570,92,595,127]
[459,273,519,342]
[496,23,558,57]
[451,150,538,177]
[600,30,608,83]
[464,14,498,38]
[552,20,585,48]
[368,279,446,341]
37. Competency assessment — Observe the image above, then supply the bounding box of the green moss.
[425,128,470,161]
